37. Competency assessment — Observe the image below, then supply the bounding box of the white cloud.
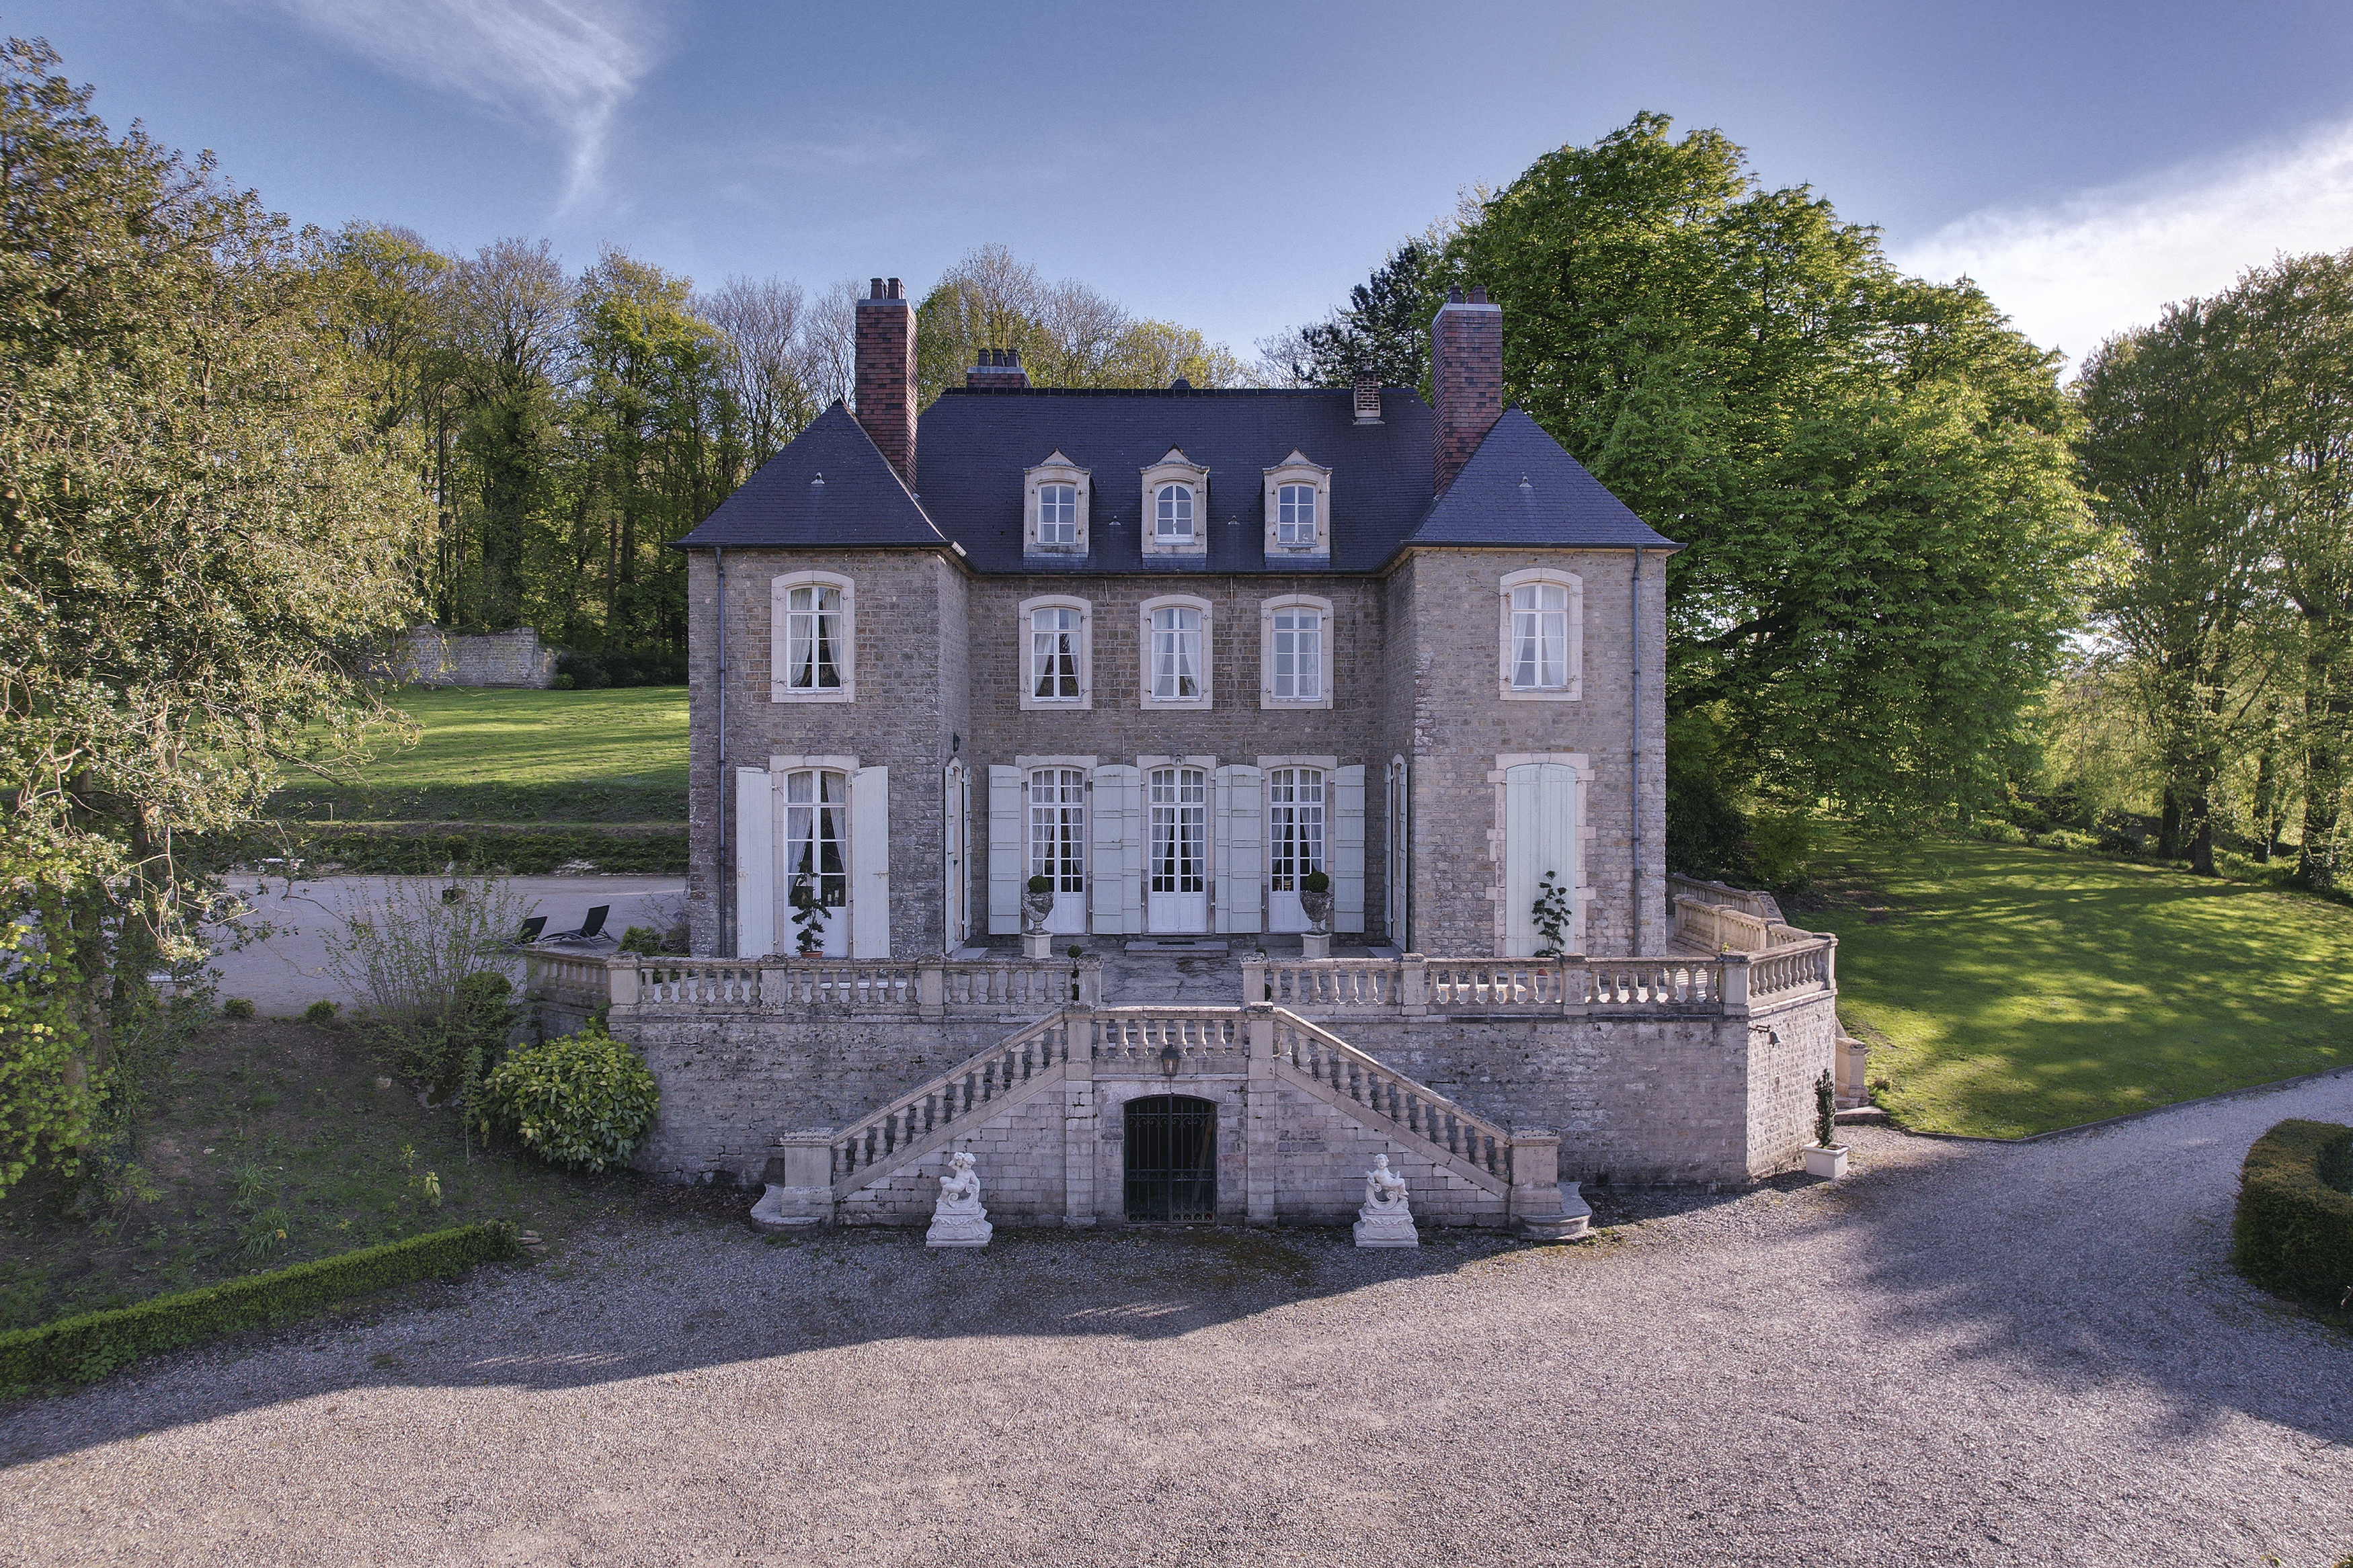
[253,0,665,203]
[1894,119,2353,368]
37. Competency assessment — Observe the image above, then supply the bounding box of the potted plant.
[1298,869,1334,933]
[1803,1067,1847,1178]
[1021,874,1057,933]
[788,879,826,956]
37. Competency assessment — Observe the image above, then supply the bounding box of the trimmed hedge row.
[0,1223,518,1393]
[2232,1119,2353,1311]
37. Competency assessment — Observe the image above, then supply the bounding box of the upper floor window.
[1262,450,1331,557]
[1260,593,1333,709]
[1024,450,1090,554]
[1140,594,1212,708]
[1499,567,1583,701]
[770,570,855,703]
[1142,448,1209,556]
[1020,595,1092,710]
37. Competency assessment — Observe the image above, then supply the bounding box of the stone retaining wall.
[397,626,559,688]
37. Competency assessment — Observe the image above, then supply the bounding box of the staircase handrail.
[1265,1007,1514,1190]
[830,1009,1075,1187]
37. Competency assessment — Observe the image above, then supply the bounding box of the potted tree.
[1021,874,1057,958]
[1803,1068,1848,1178]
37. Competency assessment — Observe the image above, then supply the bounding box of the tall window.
[1151,605,1202,701]
[1509,581,1570,691]
[1029,769,1086,892]
[1270,606,1322,702]
[1154,483,1194,542]
[1269,768,1325,892]
[1276,483,1317,546]
[1038,483,1077,545]
[784,583,844,692]
[783,770,848,911]
[1031,606,1082,701]
[1149,767,1207,894]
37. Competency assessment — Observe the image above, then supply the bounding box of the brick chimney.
[855,277,916,486]
[1430,284,1502,494]
[965,347,1031,390]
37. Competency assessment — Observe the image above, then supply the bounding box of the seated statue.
[1354,1153,1419,1249]
[926,1149,992,1248]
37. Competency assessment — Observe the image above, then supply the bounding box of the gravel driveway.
[4,1072,2350,1567]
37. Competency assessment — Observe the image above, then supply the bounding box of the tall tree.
[1285,239,1437,388]
[446,237,570,630]
[701,274,815,470]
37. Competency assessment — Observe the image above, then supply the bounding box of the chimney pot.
[869,278,884,298]
[1447,286,1465,304]
[1470,285,1487,304]
[887,278,904,300]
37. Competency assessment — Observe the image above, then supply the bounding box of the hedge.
[0,1222,518,1393]
[2231,1119,2353,1311]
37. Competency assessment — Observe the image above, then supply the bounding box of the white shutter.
[943,762,968,952]
[848,766,890,957]
[734,767,776,958]
[1090,764,1143,935]
[988,765,1023,936]
[1213,764,1263,934]
[1331,764,1367,933]
[1504,762,1578,957]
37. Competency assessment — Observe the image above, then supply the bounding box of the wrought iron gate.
[1123,1095,1218,1223]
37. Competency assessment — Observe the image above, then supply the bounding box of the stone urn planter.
[1020,881,1057,934]
[1803,1143,1849,1180]
[1298,885,1334,934]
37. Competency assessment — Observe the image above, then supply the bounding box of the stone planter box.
[1803,1143,1848,1180]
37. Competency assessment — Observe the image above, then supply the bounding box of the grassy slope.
[274,686,689,824]
[1800,835,2353,1139]
[0,1017,733,1332]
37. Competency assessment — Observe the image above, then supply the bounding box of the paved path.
[5,1075,2350,1565]
[206,874,686,1016]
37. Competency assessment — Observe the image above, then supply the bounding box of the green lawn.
[1800,835,2353,1139]
[274,686,688,825]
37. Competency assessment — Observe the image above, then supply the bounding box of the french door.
[781,768,848,956]
[1146,766,1208,933]
[1029,768,1088,934]
[1267,767,1325,933]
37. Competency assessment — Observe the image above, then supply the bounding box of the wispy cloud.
[1895,119,2353,368]
[252,0,666,204]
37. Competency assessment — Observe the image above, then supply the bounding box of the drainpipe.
[715,547,729,958]
[1630,547,1642,956]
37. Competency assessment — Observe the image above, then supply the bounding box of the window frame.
[1497,567,1583,702]
[1140,449,1209,556]
[769,569,856,704]
[1138,593,1213,710]
[1024,450,1090,555]
[1018,593,1094,711]
[1258,593,1334,710]
[1261,450,1332,558]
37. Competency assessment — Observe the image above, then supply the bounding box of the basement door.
[1146,766,1209,934]
[1123,1095,1218,1222]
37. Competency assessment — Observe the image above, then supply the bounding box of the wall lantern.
[1159,1042,1181,1079]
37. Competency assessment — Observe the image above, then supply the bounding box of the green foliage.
[221,999,257,1021]
[1300,870,1330,895]
[1282,239,1437,388]
[479,1020,658,1174]
[1438,113,2090,827]
[788,881,826,956]
[0,1223,516,1392]
[2231,1120,2353,1311]
[616,925,662,956]
[303,1000,340,1026]
[1814,1070,1838,1151]
[1747,813,1819,889]
[0,917,93,1201]
[1025,874,1053,896]
[1530,871,1573,959]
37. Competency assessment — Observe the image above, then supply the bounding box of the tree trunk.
[2300,645,2347,891]
[2158,787,2183,862]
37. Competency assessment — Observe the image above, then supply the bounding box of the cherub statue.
[1363,1154,1408,1211]
[926,1149,992,1247]
[1354,1153,1419,1248]
[937,1150,983,1212]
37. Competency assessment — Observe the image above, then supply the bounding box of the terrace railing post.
[1246,1003,1277,1225]
[1062,1007,1096,1227]
[918,961,944,1022]
[1399,953,1427,1018]
[1240,954,1267,1007]
[1720,951,1751,1016]
[608,957,637,1009]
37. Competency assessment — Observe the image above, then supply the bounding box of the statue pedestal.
[1301,933,1332,960]
[1353,1205,1419,1248]
[1023,931,1052,960]
[926,1205,992,1248]
[748,1184,828,1232]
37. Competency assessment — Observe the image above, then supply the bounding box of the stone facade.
[396,626,558,688]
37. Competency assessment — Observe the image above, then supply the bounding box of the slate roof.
[674,386,1679,566]
[674,402,949,549]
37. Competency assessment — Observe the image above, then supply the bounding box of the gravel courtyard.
[4,1073,2350,1567]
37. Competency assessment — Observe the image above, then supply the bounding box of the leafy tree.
[1287,239,1437,389]
[1437,113,2089,828]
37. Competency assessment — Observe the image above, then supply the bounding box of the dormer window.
[1024,450,1090,554]
[1261,450,1331,556]
[1141,448,1209,556]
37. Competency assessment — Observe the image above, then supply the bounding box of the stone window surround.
[766,752,860,774]
[1024,450,1090,555]
[1261,450,1332,557]
[1141,449,1209,556]
[770,569,855,704]
[1018,593,1093,711]
[1484,751,1596,956]
[1258,593,1335,710]
[1138,593,1213,710]
[1497,565,1584,702]
[1015,754,1100,772]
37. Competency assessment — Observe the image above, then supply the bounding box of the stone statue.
[925,1149,992,1249]
[1353,1153,1419,1249]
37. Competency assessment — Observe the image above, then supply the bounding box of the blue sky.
[19,0,2353,368]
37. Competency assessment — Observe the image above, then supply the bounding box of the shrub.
[303,999,340,1025]
[2231,1119,2353,1311]
[616,925,663,956]
[0,1223,516,1392]
[1025,874,1052,895]
[1749,812,1819,884]
[1300,869,1330,895]
[222,997,256,1020]
[479,1019,659,1173]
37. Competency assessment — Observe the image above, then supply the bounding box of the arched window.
[1155,483,1194,542]
[1039,484,1078,544]
[1140,595,1211,708]
[770,571,854,702]
[1261,450,1331,556]
[1499,567,1583,700]
[1259,594,1332,708]
[1020,595,1092,709]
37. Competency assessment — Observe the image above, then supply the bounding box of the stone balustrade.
[1240,944,1832,1018]
[1269,1012,1512,1186]
[832,1012,1078,1186]
[1666,873,1786,925]
[526,952,1099,1022]
[1086,1008,1249,1073]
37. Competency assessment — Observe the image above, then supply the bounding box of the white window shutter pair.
[1503,762,1578,956]
[1213,765,1263,934]
[1330,764,1367,933]
[735,767,776,957]
[1090,764,1144,934]
[987,765,1023,935]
